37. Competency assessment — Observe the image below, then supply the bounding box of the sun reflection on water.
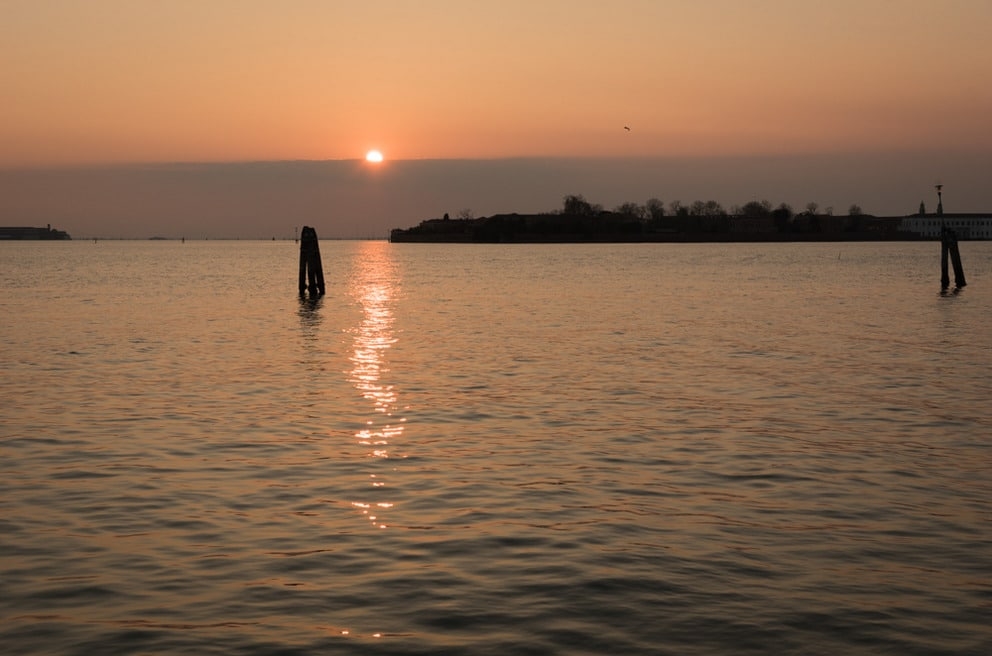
[347,242,404,529]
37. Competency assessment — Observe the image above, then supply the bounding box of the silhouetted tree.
[775,202,794,219]
[689,200,726,217]
[563,194,596,216]
[771,203,793,232]
[848,204,863,216]
[614,202,646,219]
[740,200,772,217]
[458,208,474,220]
[805,201,819,216]
[645,198,665,219]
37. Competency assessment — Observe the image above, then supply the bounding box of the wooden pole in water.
[298,226,325,296]
[940,230,951,291]
[946,229,966,289]
[937,185,966,292]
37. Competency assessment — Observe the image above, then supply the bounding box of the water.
[2,240,990,655]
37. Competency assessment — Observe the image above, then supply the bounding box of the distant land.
[3,154,990,239]
[391,195,927,243]
[0,225,71,240]
[389,213,918,243]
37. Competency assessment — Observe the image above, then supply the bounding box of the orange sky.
[3,0,991,166]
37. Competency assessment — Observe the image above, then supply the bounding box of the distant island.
[391,195,930,243]
[0,225,71,240]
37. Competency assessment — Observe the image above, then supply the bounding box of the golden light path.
[347,241,403,529]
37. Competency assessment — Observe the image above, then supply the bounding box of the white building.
[900,213,992,239]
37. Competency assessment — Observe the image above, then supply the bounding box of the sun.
[365,149,384,163]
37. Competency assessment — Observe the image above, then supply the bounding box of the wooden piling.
[298,226,325,296]
[941,233,950,291]
[940,226,966,291]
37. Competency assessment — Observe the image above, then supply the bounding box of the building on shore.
[899,213,992,240]
[897,186,991,240]
[0,224,72,240]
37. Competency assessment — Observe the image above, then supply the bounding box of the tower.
[936,184,943,216]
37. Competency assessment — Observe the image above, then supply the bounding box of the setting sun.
[365,150,384,163]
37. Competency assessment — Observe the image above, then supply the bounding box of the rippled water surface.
[2,240,991,655]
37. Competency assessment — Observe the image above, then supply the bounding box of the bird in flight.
[624,126,631,131]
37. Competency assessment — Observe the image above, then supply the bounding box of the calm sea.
[2,240,990,655]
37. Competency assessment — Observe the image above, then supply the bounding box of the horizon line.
[3,148,990,171]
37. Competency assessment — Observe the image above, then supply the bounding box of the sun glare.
[365,149,384,163]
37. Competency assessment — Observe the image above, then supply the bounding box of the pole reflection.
[347,242,404,529]
[297,296,323,341]
[297,296,326,388]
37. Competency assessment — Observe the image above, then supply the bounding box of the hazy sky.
[2,0,991,237]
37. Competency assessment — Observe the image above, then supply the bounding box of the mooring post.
[936,184,965,291]
[298,226,325,296]
[946,228,966,289]
[940,228,951,291]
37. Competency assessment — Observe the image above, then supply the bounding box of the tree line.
[400,194,891,242]
[562,194,864,221]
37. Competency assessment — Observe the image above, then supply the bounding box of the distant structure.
[390,193,990,243]
[0,224,71,240]
[900,213,992,239]
[298,226,325,297]
[900,187,992,239]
